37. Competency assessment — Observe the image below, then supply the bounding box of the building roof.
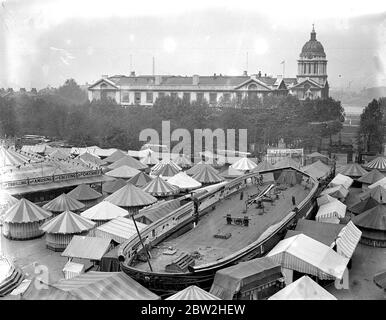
[338,163,368,178]
[348,197,379,215]
[95,216,147,243]
[67,184,102,201]
[80,201,129,221]
[105,165,141,179]
[104,182,157,208]
[3,198,51,223]
[102,178,127,194]
[166,285,221,300]
[302,160,331,180]
[61,236,111,260]
[54,271,160,300]
[317,194,337,207]
[40,210,95,234]
[300,27,326,58]
[320,185,349,199]
[191,165,224,184]
[135,199,181,224]
[364,156,386,171]
[209,257,282,300]
[43,193,85,213]
[273,157,301,170]
[142,176,179,196]
[268,276,336,300]
[267,233,349,280]
[357,169,384,185]
[316,199,346,222]
[352,204,386,231]
[128,171,153,187]
[107,155,147,171]
[230,157,258,171]
[359,185,386,204]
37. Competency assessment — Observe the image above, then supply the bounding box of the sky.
[1,0,386,90]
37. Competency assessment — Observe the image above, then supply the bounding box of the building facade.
[88,27,329,107]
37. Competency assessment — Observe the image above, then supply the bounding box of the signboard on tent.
[266,148,304,166]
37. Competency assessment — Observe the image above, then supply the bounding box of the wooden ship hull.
[118,167,326,297]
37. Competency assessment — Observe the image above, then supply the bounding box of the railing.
[0,169,103,189]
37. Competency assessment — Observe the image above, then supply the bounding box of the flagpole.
[283,60,285,78]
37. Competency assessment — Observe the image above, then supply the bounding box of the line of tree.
[0,79,346,156]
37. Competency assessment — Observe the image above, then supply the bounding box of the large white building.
[88,27,329,107]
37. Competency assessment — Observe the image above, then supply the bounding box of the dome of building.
[300,26,326,58]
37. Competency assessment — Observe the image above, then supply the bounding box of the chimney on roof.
[130,71,136,77]
[193,74,199,85]
[258,71,262,78]
[243,70,248,76]
[155,75,163,85]
[101,74,108,79]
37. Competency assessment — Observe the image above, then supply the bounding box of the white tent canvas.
[230,157,257,171]
[329,173,353,190]
[316,199,346,224]
[368,177,386,189]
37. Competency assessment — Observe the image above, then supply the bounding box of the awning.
[54,272,160,300]
[4,175,114,196]
[61,236,112,261]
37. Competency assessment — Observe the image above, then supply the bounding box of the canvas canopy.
[152,163,180,177]
[352,204,386,231]
[54,272,160,300]
[167,172,202,190]
[268,276,336,300]
[107,155,147,171]
[104,183,157,208]
[357,169,384,185]
[128,171,153,187]
[364,156,386,171]
[316,199,346,223]
[252,160,275,172]
[102,178,127,194]
[186,163,219,176]
[368,177,386,189]
[0,146,33,167]
[142,176,179,196]
[209,257,282,300]
[80,201,129,221]
[338,163,368,177]
[3,198,51,223]
[151,159,181,173]
[105,165,141,179]
[95,216,146,244]
[273,157,301,170]
[329,173,353,190]
[348,197,379,215]
[302,160,331,180]
[320,185,349,200]
[43,193,85,213]
[277,169,302,185]
[135,199,181,224]
[40,210,95,234]
[67,184,102,201]
[267,234,349,280]
[191,165,224,184]
[21,281,79,300]
[173,154,192,168]
[78,152,106,167]
[104,150,127,163]
[359,185,386,204]
[166,285,220,300]
[316,194,337,207]
[230,157,257,171]
[61,236,111,261]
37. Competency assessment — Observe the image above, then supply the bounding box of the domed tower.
[296,25,329,99]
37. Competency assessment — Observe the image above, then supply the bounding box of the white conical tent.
[230,157,257,171]
[166,285,221,300]
[80,201,129,221]
[167,172,202,190]
[105,165,141,179]
[40,210,95,234]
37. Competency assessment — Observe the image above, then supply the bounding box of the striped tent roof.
[191,165,224,184]
[359,185,386,204]
[358,169,384,185]
[40,210,95,234]
[0,146,31,167]
[128,171,153,187]
[104,150,127,163]
[348,197,379,215]
[151,159,181,172]
[80,201,129,221]
[364,156,386,171]
[0,192,19,211]
[142,176,180,196]
[105,165,141,179]
[352,204,386,231]
[186,163,219,176]
[54,272,160,300]
[43,193,85,212]
[67,184,102,201]
[268,276,336,300]
[78,152,106,166]
[167,172,202,190]
[273,157,301,169]
[107,155,148,171]
[173,154,192,168]
[102,178,127,194]
[252,159,275,172]
[166,285,221,300]
[230,157,258,171]
[152,163,180,177]
[338,163,368,177]
[104,183,157,208]
[3,198,52,223]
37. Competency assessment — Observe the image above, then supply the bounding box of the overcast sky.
[1,0,386,90]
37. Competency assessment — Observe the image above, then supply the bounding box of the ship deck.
[133,181,309,272]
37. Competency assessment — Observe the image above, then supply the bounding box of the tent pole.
[131,210,153,272]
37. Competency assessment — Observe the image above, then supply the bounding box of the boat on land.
[118,166,326,297]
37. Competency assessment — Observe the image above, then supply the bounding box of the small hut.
[2,198,52,240]
[105,165,141,179]
[43,193,85,216]
[102,178,127,194]
[107,155,148,171]
[67,184,103,207]
[128,172,153,188]
[142,176,180,198]
[80,201,129,227]
[40,210,96,251]
[358,169,385,191]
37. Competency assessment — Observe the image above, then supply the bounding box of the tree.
[0,97,17,137]
[57,79,88,105]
